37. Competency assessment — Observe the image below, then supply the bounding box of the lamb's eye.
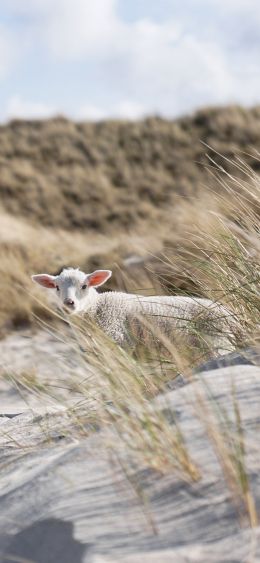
[56,286,60,292]
[81,284,87,290]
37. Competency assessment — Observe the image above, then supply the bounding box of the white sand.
[0,330,259,562]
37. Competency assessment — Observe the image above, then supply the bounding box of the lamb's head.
[31,268,112,313]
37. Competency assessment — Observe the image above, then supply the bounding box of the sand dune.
[0,328,259,562]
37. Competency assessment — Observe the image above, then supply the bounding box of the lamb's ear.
[31,274,57,289]
[86,270,112,288]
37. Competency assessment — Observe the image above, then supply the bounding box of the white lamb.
[32,268,235,353]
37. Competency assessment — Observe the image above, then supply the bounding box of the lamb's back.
[94,292,229,345]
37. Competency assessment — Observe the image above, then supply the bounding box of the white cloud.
[6,96,57,120]
[77,100,145,120]
[43,2,181,62]
[0,0,260,120]
[4,96,145,123]
[6,0,54,15]
[5,97,145,123]
[115,100,145,119]
[0,27,16,79]
[203,0,260,12]
[76,103,108,121]
[45,0,122,59]
[33,0,259,114]
[129,34,234,114]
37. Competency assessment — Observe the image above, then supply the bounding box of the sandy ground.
[0,327,90,413]
[0,329,260,562]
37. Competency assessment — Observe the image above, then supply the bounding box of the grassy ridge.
[0,105,259,334]
[0,106,260,232]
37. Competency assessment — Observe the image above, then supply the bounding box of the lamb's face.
[31,268,112,314]
[55,269,88,313]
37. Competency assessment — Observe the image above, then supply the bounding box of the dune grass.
[0,154,259,530]
[0,106,260,335]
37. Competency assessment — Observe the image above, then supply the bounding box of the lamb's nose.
[64,298,75,307]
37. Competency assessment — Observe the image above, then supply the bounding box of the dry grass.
[0,211,161,334]
[50,203,258,525]
[158,156,260,348]
[196,382,258,528]
[3,106,260,231]
[0,105,260,335]
[1,130,260,526]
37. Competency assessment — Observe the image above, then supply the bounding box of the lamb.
[32,268,235,353]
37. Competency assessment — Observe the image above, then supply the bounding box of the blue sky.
[0,0,259,121]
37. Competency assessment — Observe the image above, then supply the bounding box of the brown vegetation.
[0,104,259,334]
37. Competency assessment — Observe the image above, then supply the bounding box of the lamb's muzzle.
[64,297,75,310]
